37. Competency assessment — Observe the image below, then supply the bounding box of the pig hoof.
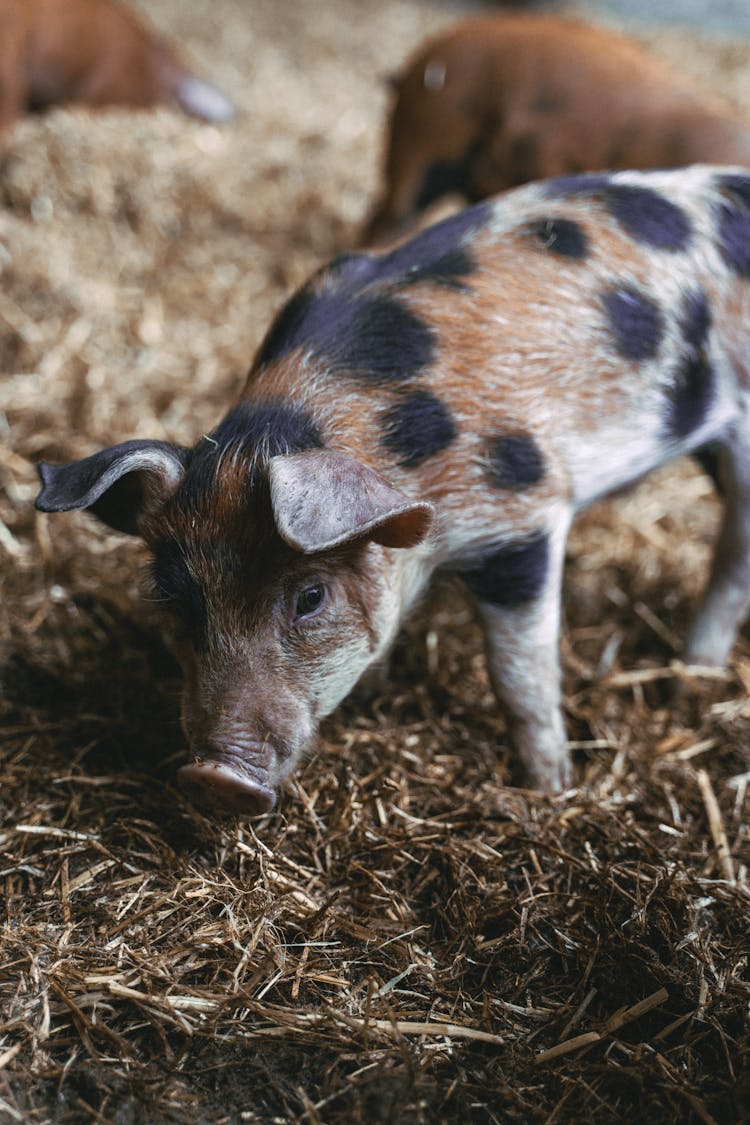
[177,761,276,816]
[524,758,573,794]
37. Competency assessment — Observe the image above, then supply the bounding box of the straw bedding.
[0,1,748,1121]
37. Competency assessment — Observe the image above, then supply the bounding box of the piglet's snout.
[178,745,277,816]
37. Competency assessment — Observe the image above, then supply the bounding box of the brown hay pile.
[1,1,748,1121]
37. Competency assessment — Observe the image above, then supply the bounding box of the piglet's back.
[245,166,750,553]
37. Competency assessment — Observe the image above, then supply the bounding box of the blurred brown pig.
[362,14,750,243]
[0,0,235,131]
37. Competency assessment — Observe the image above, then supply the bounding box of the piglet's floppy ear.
[35,440,187,536]
[268,450,434,554]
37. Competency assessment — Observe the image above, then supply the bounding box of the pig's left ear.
[35,440,188,536]
[268,450,434,553]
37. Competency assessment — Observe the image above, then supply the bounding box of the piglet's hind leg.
[470,522,572,793]
[685,428,750,666]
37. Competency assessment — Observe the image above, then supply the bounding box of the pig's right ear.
[268,449,434,553]
[35,440,188,536]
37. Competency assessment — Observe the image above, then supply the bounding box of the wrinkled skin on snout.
[35,441,433,815]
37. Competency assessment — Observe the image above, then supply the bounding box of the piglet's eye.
[294,584,327,621]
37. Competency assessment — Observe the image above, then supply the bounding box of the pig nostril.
[177,762,276,816]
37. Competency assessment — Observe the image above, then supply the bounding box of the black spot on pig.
[258,203,488,368]
[530,217,588,259]
[208,402,324,458]
[255,284,319,367]
[336,296,437,381]
[487,433,545,489]
[201,402,323,459]
[666,352,715,440]
[151,539,206,645]
[180,402,324,503]
[256,291,436,382]
[374,203,491,290]
[666,288,715,440]
[545,173,611,197]
[717,172,750,208]
[548,176,692,251]
[715,173,750,277]
[457,532,549,608]
[335,209,485,292]
[681,289,711,351]
[601,285,664,362]
[716,204,750,276]
[397,245,475,290]
[328,253,382,286]
[381,389,457,467]
[605,185,692,251]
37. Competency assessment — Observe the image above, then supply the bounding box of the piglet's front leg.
[465,522,572,793]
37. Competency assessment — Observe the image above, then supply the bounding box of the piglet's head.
[36,440,433,816]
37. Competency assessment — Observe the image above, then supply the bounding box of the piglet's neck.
[373,543,435,658]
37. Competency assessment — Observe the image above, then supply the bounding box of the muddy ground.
[0,1,748,1121]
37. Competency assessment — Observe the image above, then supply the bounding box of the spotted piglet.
[36,166,750,811]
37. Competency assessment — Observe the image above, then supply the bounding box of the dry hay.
[0,0,749,1121]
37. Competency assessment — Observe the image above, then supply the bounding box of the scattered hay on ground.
[0,1,748,1121]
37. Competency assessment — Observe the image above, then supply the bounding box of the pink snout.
[178,760,277,816]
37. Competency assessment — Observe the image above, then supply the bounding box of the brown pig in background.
[362,15,750,243]
[0,0,234,131]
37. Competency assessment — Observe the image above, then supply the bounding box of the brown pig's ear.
[173,75,236,123]
[35,440,188,536]
[268,450,434,553]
